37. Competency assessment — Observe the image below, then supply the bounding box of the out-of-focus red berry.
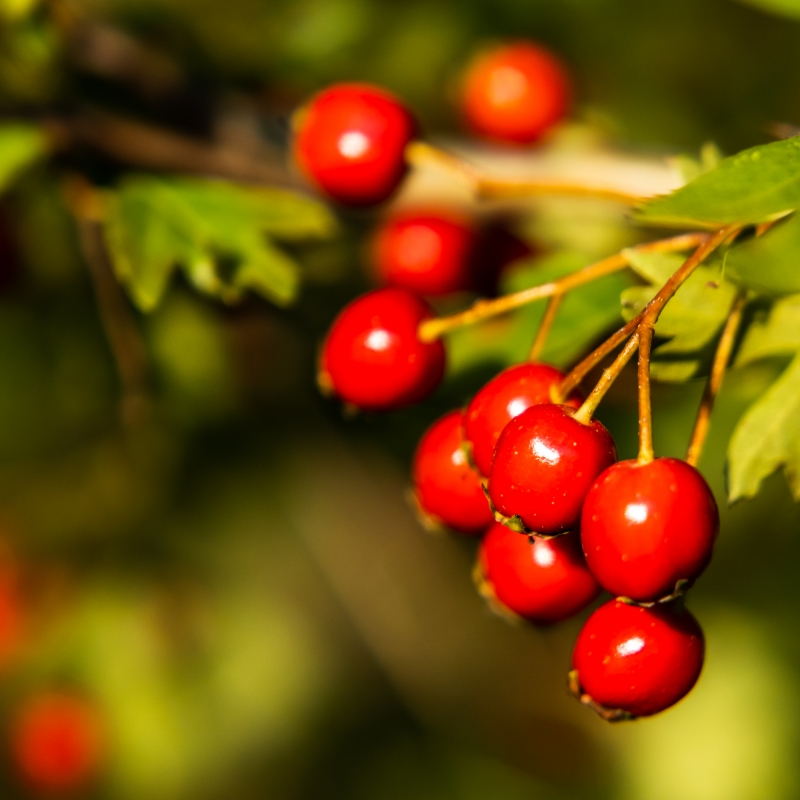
[413,410,493,534]
[294,83,418,207]
[11,692,106,793]
[319,288,445,411]
[371,210,478,296]
[463,363,582,478]
[478,523,599,623]
[460,41,570,145]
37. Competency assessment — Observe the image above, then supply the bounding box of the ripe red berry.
[371,210,478,296]
[580,457,719,603]
[293,83,418,207]
[463,363,582,478]
[571,599,705,718]
[477,522,600,624]
[319,288,445,412]
[11,692,105,792]
[412,411,493,534]
[488,404,616,535]
[459,41,570,145]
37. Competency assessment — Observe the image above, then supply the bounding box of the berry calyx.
[10,692,105,792]
[293,83,418,207]
[319,288,445,412]
[371,210,478,296]
[477,522,599,624]
[488,404,616,536]
[581,458,719,603]
[459,41,570,145]
[463,362,582,478]
[412,411,493,534]
[571,599,705,719]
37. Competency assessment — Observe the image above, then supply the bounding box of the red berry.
[412,411,493,534]
[319,288,445,412]
[464,363,582,478]
[11,692,105,792]
[371,210,478,296]
[460,41,570,145]
[294,83,418,207]
[571,599,705,718]
[478,522,599,624]
[581,458,719,603]
[488,404,616,535]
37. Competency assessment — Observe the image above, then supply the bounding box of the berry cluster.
[300,43,722,721]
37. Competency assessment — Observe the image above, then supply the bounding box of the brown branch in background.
[406,141,649,205]
[45,113,300,189]
[63,175,151,426]
[528,293,562,362]
[686,293,748,467]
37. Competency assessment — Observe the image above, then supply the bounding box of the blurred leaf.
[670,141,725,183]
[621,250,737,355]
[726,213,800,295]
[105,176,338,312]
[736,295,800,365]
[636,138,800,228]
[447,252,634,374]
[734,0,800,19]
[0,0,39,21]
[728,352,800,501]
[0,122,46,193]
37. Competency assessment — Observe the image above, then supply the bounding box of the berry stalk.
[528,292,563,361]
[637,324,655,464]
[685,292,747,467]
[418,232,710,342]
[406,141,648,204]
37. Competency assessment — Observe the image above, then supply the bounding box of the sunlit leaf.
[734,0,800,19]
[636,138,800,228]
[726,213,800,296]
[104,176,338,312]
[728,353,800,502]
[736,295,800,365]
[0,122,47,193]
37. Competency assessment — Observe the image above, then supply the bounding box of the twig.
[686,293,748,467]
[418,232,709,342]
[528,293,563,362]
[406,141,648,205]
[63,175,151,426]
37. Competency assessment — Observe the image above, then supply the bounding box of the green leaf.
[104,176,338,312]
[0,123,47,193]
[734,0,800,19]
[736,295,800,366]
[636,138,800,228]
[728,353,800,502]
[669,142,724,184]
[447,252,634,374]
[725,213,800,296]
[621,250,738,355]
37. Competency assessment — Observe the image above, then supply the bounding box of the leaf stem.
[417,232,710,342]
[685,292,748,467]
[528,293,563,362]
[405,141,648,205]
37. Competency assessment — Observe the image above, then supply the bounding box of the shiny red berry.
[294,83,418,207]
[371,210,478,296]
[571,599,705,718]
[319,288,445,412]
[412,411,493,534]
[581,458,719,603]
[464,363,582,478]
[11,692,105,792]
[477,522,599,623]
[488,404,616,535]
[460,41,570,145]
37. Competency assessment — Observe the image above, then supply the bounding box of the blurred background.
[1,0,800,797]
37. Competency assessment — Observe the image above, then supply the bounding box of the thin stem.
[406,141,648,205]
[637,324,655,464]
[573,333,640,425]
[528,293,563,362]
[418,232,710,342]
[686,293,747,467]
[570,224,739,426]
